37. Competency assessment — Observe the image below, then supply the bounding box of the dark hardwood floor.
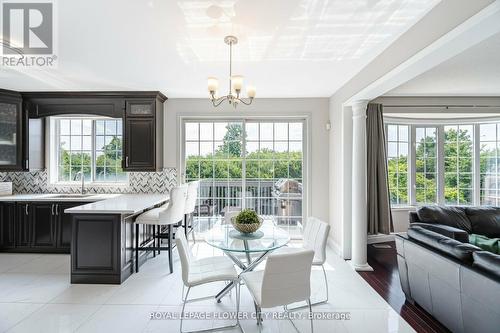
[357,241,451,333]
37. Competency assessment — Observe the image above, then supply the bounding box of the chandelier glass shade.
[208,36,256,108]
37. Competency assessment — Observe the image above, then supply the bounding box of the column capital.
[351,100,369,119]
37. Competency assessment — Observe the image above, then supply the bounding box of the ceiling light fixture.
[208,35,256,108]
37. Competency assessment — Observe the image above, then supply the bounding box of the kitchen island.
[65,194,169,284]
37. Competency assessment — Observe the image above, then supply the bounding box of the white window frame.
[385,116,500,207]
[178,115,310,222]
[48,116,128,186]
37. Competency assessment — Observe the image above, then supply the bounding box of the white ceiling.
[387,32,500,96]
[0,0,439,97]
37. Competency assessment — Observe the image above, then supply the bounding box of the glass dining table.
[205,217,290,302]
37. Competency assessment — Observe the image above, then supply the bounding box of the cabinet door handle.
[55,204,59,216]
[51,204,55,215]
[25,204,29,215]
[126,156,129,167]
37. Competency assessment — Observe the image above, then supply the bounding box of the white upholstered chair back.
[260,248,314,308]
[176,227,193,286]
[159,184,188,225]
[223,210,240,225]
[184,181,199,215]
[303,217,330,264]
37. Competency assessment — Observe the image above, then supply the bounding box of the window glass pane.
[105,120,116,135]
[289,123,302,141]
[55,118,125,184]
[415,127,437,205]
[199,123,213,141]
[82,120,92,135]
[387,125,397,141]
[387,124,409,206]
[71,120,81,135]
[185,123,199,141]
[184,120,304,236]
[60,120,70,135]
[96,120,105,135]
[444,125,473,205]
[480,123,500,205]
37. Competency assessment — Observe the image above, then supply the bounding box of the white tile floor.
[0,242,415,333]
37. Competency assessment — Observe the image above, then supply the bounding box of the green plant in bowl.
[231,209,263,234]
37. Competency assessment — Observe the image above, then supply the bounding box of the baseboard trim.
[368,233,395,244]
[327,238,343,257]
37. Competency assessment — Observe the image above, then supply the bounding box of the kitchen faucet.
[73,171,86,195]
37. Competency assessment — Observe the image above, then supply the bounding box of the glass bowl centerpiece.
[231,209,263,234]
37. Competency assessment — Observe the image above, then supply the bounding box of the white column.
[349,100,373,271]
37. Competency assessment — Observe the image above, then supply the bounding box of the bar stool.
[134,184,188,274]
[183,181,199,242]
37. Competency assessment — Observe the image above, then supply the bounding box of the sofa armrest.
[407,226,481,264]
[409,211,420,224]
[472,251,500,280]
[411,222,469,243]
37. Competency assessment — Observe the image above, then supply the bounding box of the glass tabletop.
[204,219,290,253]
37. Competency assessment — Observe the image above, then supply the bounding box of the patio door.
[182,119,305,234]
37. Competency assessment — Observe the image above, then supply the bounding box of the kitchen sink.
[51,194,95,199]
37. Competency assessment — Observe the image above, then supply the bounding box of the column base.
[347,260,374,271]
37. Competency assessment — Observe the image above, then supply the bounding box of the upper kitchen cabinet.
[123,95,165,171]
[0,89,26,171]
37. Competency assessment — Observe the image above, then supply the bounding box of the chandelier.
[208,35,256,108]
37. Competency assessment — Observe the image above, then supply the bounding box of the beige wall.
[163,98,330,222]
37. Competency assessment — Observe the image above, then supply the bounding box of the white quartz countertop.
[64,194,169,215]
[0,193,120,202]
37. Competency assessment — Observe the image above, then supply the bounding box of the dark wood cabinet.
[0,90,26,171]
[0,201,88,253]
[20,91,166,172]
[56,202,85,250]
[16,203,31,248]
[124,118,156,170]
[31,203,56,248]
[123,97,164,171]
[0,203,16,249]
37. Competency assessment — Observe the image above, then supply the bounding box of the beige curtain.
[366,103,393,234]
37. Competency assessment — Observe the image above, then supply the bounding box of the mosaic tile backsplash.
[0,169,177,194]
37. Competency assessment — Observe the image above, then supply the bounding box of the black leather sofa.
[396,206,500,333]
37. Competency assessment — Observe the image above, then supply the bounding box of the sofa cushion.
[407,226,481,264]
[416,206,471,233]
[472,251,500,280]
[465,207,500,238]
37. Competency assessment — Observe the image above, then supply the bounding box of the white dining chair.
[241,247,315,333]
[301,217,330,307]
[176,227,241,333]
[223,210,240,225]
[134,184,188,274]
[183,181,199,242]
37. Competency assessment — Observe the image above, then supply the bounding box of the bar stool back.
[134,184,188,274]
[183,181,199,241]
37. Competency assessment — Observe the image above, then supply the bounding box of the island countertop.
[64,194,169,215]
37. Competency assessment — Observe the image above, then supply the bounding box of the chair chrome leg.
[286,264,328,310]
[180,286,191,333]
[180,281,242,333]
[168,224,173,274]
[308,298,314,333]
[135,223,139,273]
